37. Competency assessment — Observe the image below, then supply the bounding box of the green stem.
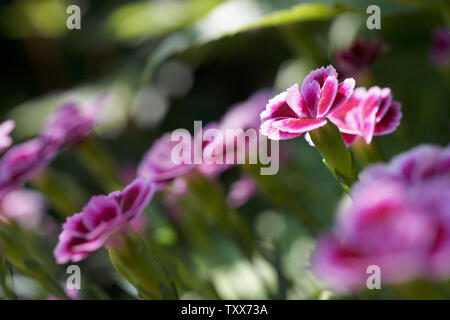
[0,255,17,300]
[309,120,359,189]
[0,224,67,299]
[107,231,178,300]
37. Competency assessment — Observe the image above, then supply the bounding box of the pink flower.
[42,97,104,148]
[0,136,59,198]
[226,175,257,208]
[0,120,15,154]
[334,37,388,78]
[0,96,106,198]
[361,144,450,184]
[54,178,155,264]
[329,86,402,146]
[260,65,355,140]
[0,189,45,229]
[138,133,195,190]
[430,26,450,68]
[201,90,272,175]
[311,144,450,292]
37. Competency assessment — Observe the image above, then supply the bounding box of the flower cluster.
[54,177,155,264]
[311,144,450,292]
[260,65,402,149]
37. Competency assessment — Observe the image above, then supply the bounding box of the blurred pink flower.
[311,144,450,292]
[430,26,450,68]
[0,95,106,198]
[0,120,15,154]
[0,136,59,198]
[201,90,272,175]
[334,37,388,78]
[138,133,195,190]
[54,178,155,264]
[361,144,450,185]
[226,175,257,208]
[260,65,355,140]
[329,86,402,146]
[42,96,105,148]
[0,189,45,229]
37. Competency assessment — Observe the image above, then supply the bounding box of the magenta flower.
[138,133,195,190]
[54,178,155,264]
[260,65,355,140]
[311,144,450,292]
[42,98,104,148]
[334,37,388,78]
[361,144,450,185]
[329,86,402,146]
[0,120,15,154]
[0,136,59,198]
[430,26,450,68]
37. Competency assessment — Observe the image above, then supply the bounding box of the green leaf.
[143,1,341,81]
[107,231,178,300]
[106,0,223,41]
[142,0,428,81]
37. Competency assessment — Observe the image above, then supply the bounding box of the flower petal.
[317,76,338,117]
[272,118,327,134]
[260,91,298,121]
[82,196,121,232]
[117,178,155,220]
[303,65,338,88]
[341,133,360,147]
[374,101,402,135]
[375,88,392,121]
[301,80,321,117]
[328,78,355,114]
[260,119,303,140]
[285,84,311,117]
